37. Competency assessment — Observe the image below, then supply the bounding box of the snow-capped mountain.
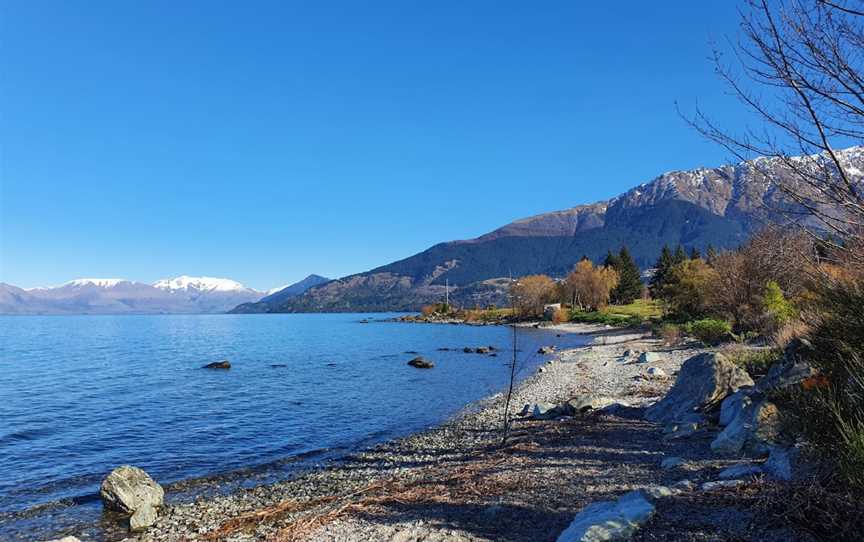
[153,276,255,293]
[1,276,265,315]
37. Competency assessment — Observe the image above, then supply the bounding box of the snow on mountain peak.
[152,275,251,293]
[64,278,130,288]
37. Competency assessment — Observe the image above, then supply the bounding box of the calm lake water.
[0,313,588,540]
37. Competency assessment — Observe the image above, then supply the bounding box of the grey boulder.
[719,390,752,427]
[100,465,164,515]
[710,399,782,456]
[556,491,655,542]
[645,353,753,424]
[638,352,661,363]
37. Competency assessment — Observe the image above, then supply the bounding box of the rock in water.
[556,491,655,542]
[202,360,231,369]
[407,356,434,369]
[645,353,753,424]
[129,504,158,532]
[100,465,164,515]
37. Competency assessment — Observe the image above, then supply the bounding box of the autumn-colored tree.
[509,274,556,318]
[565,260,619,311]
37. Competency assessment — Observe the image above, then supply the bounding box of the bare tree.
[685,0,864,263]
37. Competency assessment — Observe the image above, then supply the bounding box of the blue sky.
[1,1,749,290]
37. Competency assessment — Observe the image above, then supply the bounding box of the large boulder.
[718,390,753,427]
[710,399,782,456]
[755,339,817,395]
[645,353,753,424]
[100,465,164,515]
[556,491,655,542]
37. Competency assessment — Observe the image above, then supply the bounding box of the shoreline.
[58,323,807,541]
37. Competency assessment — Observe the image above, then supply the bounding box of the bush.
[685,318,733,346]
[792,278,864,489]
[658,323,683,346]
[569,310,640,327]
[552,307,570,324]
[719,344,782,379]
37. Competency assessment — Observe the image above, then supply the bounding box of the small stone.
[701,479,746,491]
[129,504,157,532]
[647,367,667,378]
[661,457,685,469]
[718,463,763,479]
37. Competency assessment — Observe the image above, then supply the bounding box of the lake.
[0,313,588,540]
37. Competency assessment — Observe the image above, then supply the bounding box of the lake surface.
[0,313,588,540]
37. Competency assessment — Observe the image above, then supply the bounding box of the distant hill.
[0,276,270,315]
[258,147,864,312]
[229,274,330,313]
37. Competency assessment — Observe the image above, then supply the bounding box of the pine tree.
[673,244,687,264]
[610,246,642,304]
[650,244,674,298]
[690,246,701,260]
[603,250,620,269]
[706,244,718,265]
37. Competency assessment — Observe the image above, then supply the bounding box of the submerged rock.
[645,353,753,424]
[202,360,231,369]
[100,465,164,515]
[407,356,434,369]
[556,491,655,542]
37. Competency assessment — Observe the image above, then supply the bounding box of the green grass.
[602,299,663,320]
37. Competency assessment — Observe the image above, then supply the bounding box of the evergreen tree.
[690,246,701,260]
[603,250,620,269]
[610,246,642,304]
[649,244,674,298]
[706,244,718,265]
[673,244,687,264]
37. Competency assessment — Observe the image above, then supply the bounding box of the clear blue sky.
[1,1,749,290]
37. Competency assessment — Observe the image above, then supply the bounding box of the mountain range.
[0,275,327,315]
[248,147,864,313]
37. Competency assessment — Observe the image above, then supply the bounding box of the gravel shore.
[124,324,807,542]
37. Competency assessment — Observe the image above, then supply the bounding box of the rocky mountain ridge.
[255,147,864,312]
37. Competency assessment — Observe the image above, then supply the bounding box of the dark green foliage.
[673,244,687,264]
[603,250,620,269]
[724,347,782,379]
[609,246,642,304]
[683,318,733,345]
[690,246,701,259]
[569,310,642,327]
[649,244,675,298]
